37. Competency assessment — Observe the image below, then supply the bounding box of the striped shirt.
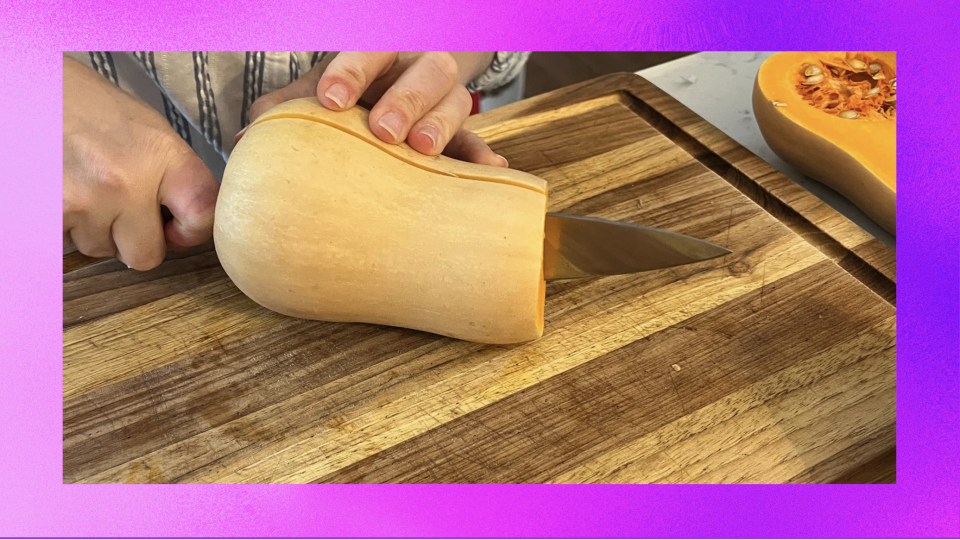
[65,52,530,178]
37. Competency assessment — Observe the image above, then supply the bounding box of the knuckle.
[179,201,214,232]
[169,203,215,239]
[451,84,473,114]
[73,144,132,198]
[178,162,219,217]
[428,52,459,81]
[390,87,430,116]
[95,167,130,197]
[334,61,369,89]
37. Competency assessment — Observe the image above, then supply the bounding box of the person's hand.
[63,56,220,270]
[243,52,508,167]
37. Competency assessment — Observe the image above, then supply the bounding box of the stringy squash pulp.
[753,51,896,234]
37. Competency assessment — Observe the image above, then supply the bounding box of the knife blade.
[543,212,731,280]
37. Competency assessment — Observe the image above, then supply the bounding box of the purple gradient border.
[1,0,957,537]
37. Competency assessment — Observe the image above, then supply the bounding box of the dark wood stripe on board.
[317,260,894,483]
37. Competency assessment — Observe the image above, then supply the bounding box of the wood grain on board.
[63,73,895,484]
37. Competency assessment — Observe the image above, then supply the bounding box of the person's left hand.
[241,52,508,167]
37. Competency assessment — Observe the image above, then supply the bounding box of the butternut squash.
[214,98,548,344]
[753,51,896,234]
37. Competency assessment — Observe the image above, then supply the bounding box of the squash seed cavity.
[794,53,896,120]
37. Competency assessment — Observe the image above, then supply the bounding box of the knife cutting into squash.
[214,98,729,344]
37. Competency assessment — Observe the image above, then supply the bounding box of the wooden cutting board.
[63,73,896,484]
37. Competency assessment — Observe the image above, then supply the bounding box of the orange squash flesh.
[215,98,548,344]
[753,52,896,234]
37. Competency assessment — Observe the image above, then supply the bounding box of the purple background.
[1,0,957,537]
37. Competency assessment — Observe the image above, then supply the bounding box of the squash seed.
[771,100,787,107]
[795,56,897,120]
[884,94,896,103]
[846,59,867,71]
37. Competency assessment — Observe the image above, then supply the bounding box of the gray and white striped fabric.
[65,51,530,177]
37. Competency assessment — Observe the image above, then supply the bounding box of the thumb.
[158,149,220,250]
[242,63,326,140]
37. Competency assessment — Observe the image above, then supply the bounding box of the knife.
[543,212,731,280]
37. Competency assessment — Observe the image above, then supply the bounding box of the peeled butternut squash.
[214,98,548,344]
[753,52,896,234]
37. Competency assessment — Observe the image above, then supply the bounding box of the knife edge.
[543,212,731,281]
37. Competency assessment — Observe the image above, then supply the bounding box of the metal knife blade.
[543,212,731,280]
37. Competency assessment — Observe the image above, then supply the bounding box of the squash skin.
[753,52,896,235]
[215,98,548,344]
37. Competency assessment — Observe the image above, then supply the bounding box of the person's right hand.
[63,56,220,270]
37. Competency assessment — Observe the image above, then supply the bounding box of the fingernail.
[378,112,403,140]
[496,154,509,167]
[324,83,349,109]
[419,125,440,150]
[233,126,248,144]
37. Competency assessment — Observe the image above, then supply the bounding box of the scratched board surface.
[63,74,896,484]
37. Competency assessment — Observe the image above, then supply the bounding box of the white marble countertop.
[637,52,894,248]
